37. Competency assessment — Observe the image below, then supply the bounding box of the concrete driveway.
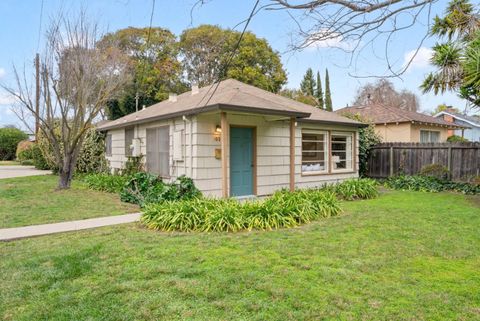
[0,165,52,179]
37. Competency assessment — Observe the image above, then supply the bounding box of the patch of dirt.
[466,194,480,208]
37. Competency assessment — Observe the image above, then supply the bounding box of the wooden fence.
[366,142,480,181]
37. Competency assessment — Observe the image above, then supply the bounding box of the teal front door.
[230,127,254,196]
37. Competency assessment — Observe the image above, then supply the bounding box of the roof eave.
[97,103,311,131]
[298,118,368,128]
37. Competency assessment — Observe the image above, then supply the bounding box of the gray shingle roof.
[435,110,480,127]
[97,79,362,130]
[336,103,466,128]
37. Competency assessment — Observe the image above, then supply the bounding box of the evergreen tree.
[300,68,315,96]
[325,68,333,111]
[315,71,324,109]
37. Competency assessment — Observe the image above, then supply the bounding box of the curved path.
[0,165,52,179]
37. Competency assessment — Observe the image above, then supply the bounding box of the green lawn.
[0,175,139,228]
[0,160,20,166]
[1,190,479,320]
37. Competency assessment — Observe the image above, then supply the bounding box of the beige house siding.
[106,112,359,197]
[374,122,449,142]
[374,123,412,142]
[410,124,449,142]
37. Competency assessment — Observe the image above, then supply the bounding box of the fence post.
[447,147,452,180]
[389,146,394,177]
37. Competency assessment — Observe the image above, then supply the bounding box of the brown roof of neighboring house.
[97,79,363,130]
[335,103,466,129]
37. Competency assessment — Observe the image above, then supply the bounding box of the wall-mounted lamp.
[214,125,222,141]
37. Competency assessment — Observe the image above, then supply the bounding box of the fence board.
[366,142,480,181]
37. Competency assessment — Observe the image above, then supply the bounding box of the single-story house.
[336,103,465,143]
[97,79,365,198]
[434,109,480,142]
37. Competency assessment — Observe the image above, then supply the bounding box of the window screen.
[125,127,134,156]
[146,126,170,177]
[420,130,440,143]
[105,134,112,157]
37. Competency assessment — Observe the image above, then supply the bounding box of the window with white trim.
[420,130,440,143]
[331,132,354,172]
[301,131,328,173]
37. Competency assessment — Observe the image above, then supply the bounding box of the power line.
[136,0,156,111]
[36,0,45,52]
[199,0,261,108]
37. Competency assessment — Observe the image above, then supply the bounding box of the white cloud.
[403,47,433,71]
[0,92,16,105]
[0,68,5,79]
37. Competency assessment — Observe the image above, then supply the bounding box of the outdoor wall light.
[214,125,222,141]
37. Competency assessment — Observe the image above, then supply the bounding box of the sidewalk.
[0,213,141,241]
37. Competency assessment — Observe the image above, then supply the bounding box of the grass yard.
[0,160,20,166]
[0,175,139,228]
[1,190,479,320]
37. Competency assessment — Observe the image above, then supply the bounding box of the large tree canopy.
[179,24,287,92]
[353,79,419,111]
[97,27,186,119]
[421,0,480,108]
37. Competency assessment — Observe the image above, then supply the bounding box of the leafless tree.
[192,0,439,77]
[3,12,130,189]
[353,79,419,111]
[268,0,438,76]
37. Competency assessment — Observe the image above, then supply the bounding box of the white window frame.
[301,130,329,175]
[331,131,354,173]
[420,130,440,143]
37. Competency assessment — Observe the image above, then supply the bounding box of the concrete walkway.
[0,213,141,241]
[0,165,52,179]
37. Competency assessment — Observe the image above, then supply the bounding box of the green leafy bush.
[447,135,469,143]
[333,178,378,200]
[385,175,479,195]
[420,164,449,180]
[16,140,34,161]
[0,127,28,160]
[120,173,200,206]
[83,174,130,193]
[141,189,342,232]
[30,144,51,170]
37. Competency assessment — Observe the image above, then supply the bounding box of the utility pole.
[135,91,139,112]
[35,53,40,139]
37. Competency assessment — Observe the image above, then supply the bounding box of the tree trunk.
[57,153,77,190]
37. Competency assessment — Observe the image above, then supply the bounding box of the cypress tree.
[325,68,333,111]
[300,68,315,96]
[315,71,324,109]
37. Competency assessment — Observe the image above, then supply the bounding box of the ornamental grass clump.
[334,178,379,200]
[83,173,129,193]
[141,188,342,232]
[385,175,479,195]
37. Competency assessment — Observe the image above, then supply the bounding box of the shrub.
[120,173,200,206]
[385,175,479,195]
[30,143,51,170]
[83,174,130,193]
[339,113,382,176]
[141,189,342,232]
[334,178,378,200]
[447,135,469,143]
[420,164,449,180]
[0,127,28,160]
[35,126,108,174]
[16,140,34,161]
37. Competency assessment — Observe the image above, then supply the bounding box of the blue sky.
[0,0,467,129]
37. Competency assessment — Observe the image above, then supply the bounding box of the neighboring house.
[336,103,465,143]
[434,109,480,142]
[97,79,365,198]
